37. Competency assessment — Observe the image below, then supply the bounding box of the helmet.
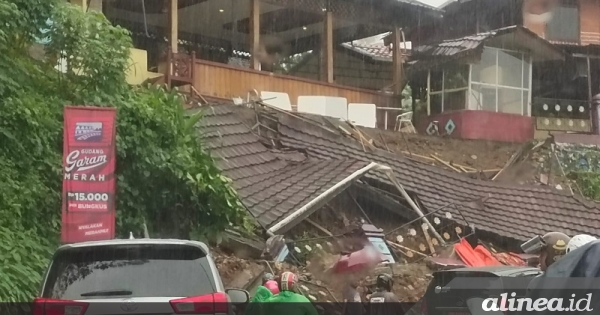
[540,232,570,269]
[375,273,393,291]
[566,234,597,253]
[278,271,298,292]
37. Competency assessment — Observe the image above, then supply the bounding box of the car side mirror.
[226,288,250,304]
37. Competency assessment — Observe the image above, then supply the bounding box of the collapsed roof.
[197,103,600,243]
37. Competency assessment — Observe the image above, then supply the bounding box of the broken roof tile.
[195,104,369,230]
[272,112,600,242]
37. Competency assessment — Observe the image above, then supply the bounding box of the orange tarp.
[454,238,501,267]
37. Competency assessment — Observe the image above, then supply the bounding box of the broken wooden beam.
[431,154,462,173]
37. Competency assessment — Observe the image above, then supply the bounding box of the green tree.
[0,1,248,301]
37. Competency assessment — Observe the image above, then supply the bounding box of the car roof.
[437,265,541,276]
[55,238,210,254]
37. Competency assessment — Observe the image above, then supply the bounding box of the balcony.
[191,59,400,108]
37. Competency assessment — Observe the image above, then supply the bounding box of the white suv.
[34,238,249,315]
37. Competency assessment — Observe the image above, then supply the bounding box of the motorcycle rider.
[263,273,280,295]
[261,271,319,315]
[368,273,400,315]
[522,232,571,301]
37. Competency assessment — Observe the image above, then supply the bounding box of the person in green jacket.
[244,285,274,315]
[261,271,319,315]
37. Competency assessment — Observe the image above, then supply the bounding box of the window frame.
[428,65,470,114]
[427,46,533,116]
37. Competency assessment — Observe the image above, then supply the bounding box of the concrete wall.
[419,110,534,143]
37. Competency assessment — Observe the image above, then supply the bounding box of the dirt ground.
[212,248,263,287]
[359,127,522,172]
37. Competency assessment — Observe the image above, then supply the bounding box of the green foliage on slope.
[0,1,247,301]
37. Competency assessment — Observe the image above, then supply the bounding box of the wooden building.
[71,0,440,122]
[405,0,600,142]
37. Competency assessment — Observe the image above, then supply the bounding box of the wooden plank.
[430,154,462,173]
[392,27,402,95]
[306,218,334,236]
[191,60,398,105]
[321,11,334,83]
[249,0,261,70]
[421,225,436,254]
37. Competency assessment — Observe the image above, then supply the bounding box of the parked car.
[420,265,542,315]
[33,238,250,315]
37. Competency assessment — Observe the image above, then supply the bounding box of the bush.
[0,1,247,301]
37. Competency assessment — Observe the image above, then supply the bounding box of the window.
[469,47,531,116]
[546,0,579,43]
[42,244,217,299]
[428,65,469,113]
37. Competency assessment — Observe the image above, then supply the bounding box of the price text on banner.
[61,106,117,243]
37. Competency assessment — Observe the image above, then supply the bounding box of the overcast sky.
[418,0,447,7]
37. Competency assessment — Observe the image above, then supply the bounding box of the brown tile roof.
[409,26,565,72]
[197,104,369,230]
[270,113,600,242]
[340,43,395,62]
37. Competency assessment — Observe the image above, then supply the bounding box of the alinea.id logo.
[75,122,103,142]
[482,292,594,312]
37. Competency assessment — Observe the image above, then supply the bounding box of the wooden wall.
[193,60,399,107]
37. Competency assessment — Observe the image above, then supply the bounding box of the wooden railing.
[192,59,400,107]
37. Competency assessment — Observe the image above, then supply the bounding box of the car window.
[42,244,217,299]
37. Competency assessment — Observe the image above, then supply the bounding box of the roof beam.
[261,0,397,27]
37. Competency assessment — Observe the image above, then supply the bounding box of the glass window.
[431,70,443,92]
[472,48,497,84]
[523,57,530,89]
[498,50,523,88]
[498,88,523,115]
[546,1,579,42]
[430,94,442,115]
[43,244,217,299]
[471,84,496,112]
[444,90,467,112]
[523,91,530,115]
[444,65,469,89]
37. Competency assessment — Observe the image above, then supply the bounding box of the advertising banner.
[61,106,117,243]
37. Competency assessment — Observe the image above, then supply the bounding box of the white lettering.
[481,298,499,312]
[65,150,107,173]
[78,223,103,230]
[77,203,107,210]
[84,229,109,236]
[576,294,593,312]
[516,298,533,311]
[547,298,563,311]
[483,293,594,312]
[533,298,548,311]
[63,173,107,181]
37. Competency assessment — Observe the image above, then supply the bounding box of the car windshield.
[42,244,216,299]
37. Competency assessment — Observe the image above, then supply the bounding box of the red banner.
[61,106,117,243]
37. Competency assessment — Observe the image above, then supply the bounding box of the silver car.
[34,238,249,315]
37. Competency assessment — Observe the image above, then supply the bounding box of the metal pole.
[383,170,446,245]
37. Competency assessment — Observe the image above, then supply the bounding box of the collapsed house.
[197,103,600,253]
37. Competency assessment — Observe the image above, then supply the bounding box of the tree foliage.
[0,0,247,301]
